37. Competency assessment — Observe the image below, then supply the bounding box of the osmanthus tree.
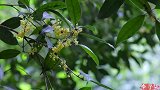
[0,0,160,90]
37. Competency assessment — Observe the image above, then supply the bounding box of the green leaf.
[155,20,160,40]
[0,17,21,45]
[79,44,99,65]
[33,1,66,20]
[65,0,81,25]
[18,0,29,8]
[79,87,92,90]
[116,15,145,45]
[98,0,124,19]
[91,80,113,90]
[16,65,29,76]
[0,27,18,45]
[1,17,22,29]
[84,25,97,35]
[18,0,29,6]
[129,0,144,10]
[0,49,20,59]
[80,33,115,49]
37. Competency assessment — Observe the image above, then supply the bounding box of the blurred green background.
[0,0,160,90]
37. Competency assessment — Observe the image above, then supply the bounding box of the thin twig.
[24,37,32,47]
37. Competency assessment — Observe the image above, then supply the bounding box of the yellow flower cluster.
[51,39,72,54]
[52,40,64,54]
[49,52,59,61]
[17,20,31,38]
[63,39,72,47]
[47,20,83,71]
[71,29,82,45]
[28,48,37,55]
[53,21,70,39]
[51,21,82,55]
[72,28,82,38]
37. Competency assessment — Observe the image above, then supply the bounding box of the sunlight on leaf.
[79,87,92,90]
[19,82,31,90]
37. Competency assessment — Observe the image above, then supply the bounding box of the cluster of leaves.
[0,0,160,89]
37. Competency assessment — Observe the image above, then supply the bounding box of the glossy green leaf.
[0,27,18,45]
[129,0,144,9]
[1,17,22,29]
[116,15,145,45]
[18,0,29,8]
[0,17,21,45]
[84,25,97,35]
[91,80,113,90]
[98,0,124,19]
[0,49,20,59]
[155,20,160,40]
[79,87,92,90]
[33,1,66,20]
[80,33,115,49]
[19,0,29,6]
[79,44,99,65]
[65,0,81,25]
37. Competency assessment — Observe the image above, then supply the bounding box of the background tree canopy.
[0,0,160,90]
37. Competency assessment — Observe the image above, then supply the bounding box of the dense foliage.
[0,0,160,90]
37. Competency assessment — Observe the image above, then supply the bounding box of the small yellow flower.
[52,47,59,53]
[72,28,82,38]
[54,27,70,39]
[57,41,64,50]
[52,20,70,39]
[73,38,79,45]
[17,20,31,38]
[52,40,65,53]
[64,39,72,47]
